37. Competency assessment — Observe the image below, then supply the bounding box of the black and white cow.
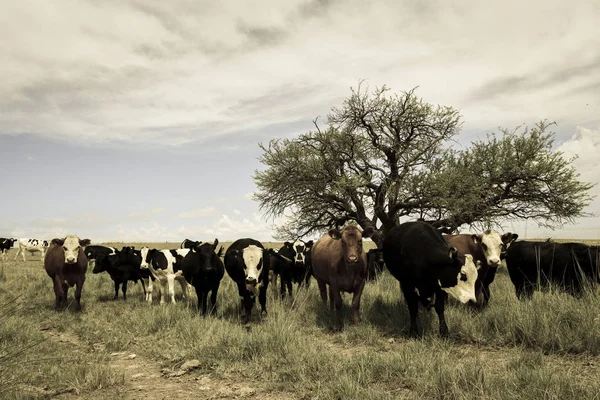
[14,238,49,261]
[182,239,225,315]
[0,238,17,261]
[505,240,600,298]
[224,238,277,324]
[140,247,190,304]
[84,245,118,267]
[180,239,202,249]
[366,248,385,280]
[382,221,479,337]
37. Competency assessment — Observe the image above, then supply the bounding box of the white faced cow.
[444,229,518,308]
[14,238,49,261]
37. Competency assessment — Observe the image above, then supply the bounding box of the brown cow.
[312,225,374,331]
[44,235,91,311]
[444,230,518,308]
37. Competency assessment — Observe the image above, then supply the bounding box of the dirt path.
[39,327,295,400]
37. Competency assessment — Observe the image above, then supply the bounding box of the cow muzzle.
[65,257,77,264]
[245,277,257,285]
[347,255,359,263]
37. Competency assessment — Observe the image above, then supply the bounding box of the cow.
[505,240,600,298]
[14,238,49,261]
[224,238,276,324]
[382,221,479,337]
[44,235,90,311]
[444,230,518,308]
[366,248,385,280]
[292,240,314,287]
[182,239,225,315]
[92,247,148,300]
[84,245,118,267]
[0,238,16,261]
[140,247,189,304]
[270,240,308,298]
[312,225,374,331]
[181,239,202,249]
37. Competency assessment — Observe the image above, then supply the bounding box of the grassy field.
[1,240,600,399]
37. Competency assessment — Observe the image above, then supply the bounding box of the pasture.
[1,240,600,400]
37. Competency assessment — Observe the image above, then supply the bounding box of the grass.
[1,241,600,399]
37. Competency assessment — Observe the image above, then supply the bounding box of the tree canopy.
[253,85,594,245]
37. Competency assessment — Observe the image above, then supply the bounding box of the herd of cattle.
[1,221,599,335]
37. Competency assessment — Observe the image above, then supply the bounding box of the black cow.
[0,238,16,262]
[181,239,202,249]
[182,239,225,315]
[224,238,277,324]
[366,248,385,280]
[382,221,479,337]
[505,240,600,298]
[92,246,147,300]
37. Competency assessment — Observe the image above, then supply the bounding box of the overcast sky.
[1,0,599,243]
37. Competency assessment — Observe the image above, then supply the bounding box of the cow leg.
[158,278,168,305]
[113,280,120,300]
[14,248,21,261]
[331,285,343,331]
[328,285,335,310]
[139,278,147,301]
[317,279,327,304]
[167,275,176,304]
[482,266,498,307]
[209,284,220,315]
[286,278,293,298]
[74,277,85,312]
[145,278,153,303]
[351,280,366,325]
[53,277,65,310]
[201,291,209,315]
[121,280,128,300]
[401,282,420,337]
[304,269,312,287]
[434,290,449,337]
[258,284,268,315]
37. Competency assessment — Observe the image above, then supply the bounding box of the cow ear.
[79,239,91,247]
[471,234,481,244]
[448,247,458,260]
[306,240,314,248]
[284,241,292,247]
[213,238,219,248]
[362,226,375,238]
[52,238,65,246]
[328,229,342,240]
[502,233,518,244]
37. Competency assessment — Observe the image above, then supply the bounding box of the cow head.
[328,225,374,264]
[140,247,157,269]
[367,248,385,273]
[472,230,519,267]
[438,249,479,304]
[191,240,220,272]
[52,235,91,264]
[3,238,17,247]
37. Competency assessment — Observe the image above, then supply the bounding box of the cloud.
[2,0,598,149]
[556,126,600,196]
[177,207,219,219]
[233,209,241,216]
[127,207,165,221]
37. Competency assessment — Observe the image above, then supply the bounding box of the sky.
[1,0,599,243]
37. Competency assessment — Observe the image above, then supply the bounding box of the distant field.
[1,240,600,399]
